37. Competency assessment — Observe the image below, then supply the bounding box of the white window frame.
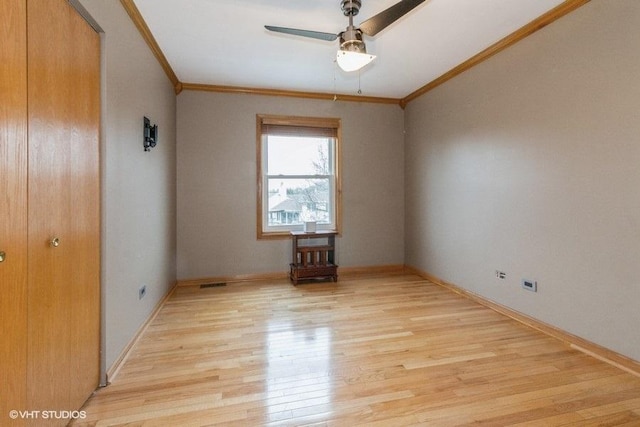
[257,114,342,239]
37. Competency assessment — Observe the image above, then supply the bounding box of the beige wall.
[177,91,405,279]
[74,0,640,372]
[405,0,640,361]
[79,0,177,373]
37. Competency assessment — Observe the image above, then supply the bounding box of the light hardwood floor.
[75,274,640,426]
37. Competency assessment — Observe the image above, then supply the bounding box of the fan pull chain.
[357,70,362,95]
[333,62,338,101]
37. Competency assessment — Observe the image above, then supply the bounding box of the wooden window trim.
[256,114,342,240]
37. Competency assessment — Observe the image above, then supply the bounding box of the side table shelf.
[289,230,338,285]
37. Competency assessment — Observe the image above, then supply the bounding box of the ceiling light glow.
[336,50,376,72]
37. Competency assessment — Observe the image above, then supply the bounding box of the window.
[257,115,341,239]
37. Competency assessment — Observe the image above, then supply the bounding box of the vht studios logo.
[9,410,87,420]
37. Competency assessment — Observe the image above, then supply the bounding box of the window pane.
[267,136,331,176]
[267,178,331,226]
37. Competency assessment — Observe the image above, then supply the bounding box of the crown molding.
[120,0,589,106]
[119,0,182,94]
[180,83,402,105]
[400,0,590,108]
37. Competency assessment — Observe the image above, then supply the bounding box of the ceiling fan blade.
[359,0,426,37]
[265,26,338,42]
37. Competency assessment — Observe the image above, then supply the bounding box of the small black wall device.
[143,116,158,152]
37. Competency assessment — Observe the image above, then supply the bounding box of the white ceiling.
[132,0,566,100]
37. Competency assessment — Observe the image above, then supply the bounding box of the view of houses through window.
[267,136,332,227]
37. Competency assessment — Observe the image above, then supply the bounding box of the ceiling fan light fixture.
[336,33,375,72]
[336,49,376,72]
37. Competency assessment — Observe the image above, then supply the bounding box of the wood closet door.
[0,0,28,422]
[27,0,101,417]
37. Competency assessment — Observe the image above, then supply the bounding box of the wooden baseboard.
[106,282,177,383]
[176,264,407,287]
[405,265,640,378]
[177,271,287,287]
[339,264,406,277]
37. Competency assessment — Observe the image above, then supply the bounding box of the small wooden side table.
[289,230,338,285]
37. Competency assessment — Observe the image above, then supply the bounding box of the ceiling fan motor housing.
[341,0,362,16]
[339,28,367,53]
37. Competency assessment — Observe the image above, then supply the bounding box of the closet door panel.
[27,0,74,412]
[27,0,100,416]
[0,0,28,422]
[66,1,101,408]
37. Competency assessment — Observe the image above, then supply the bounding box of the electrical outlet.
[522,279,537,292]
[495,270,506,279]
[138,285,147,300]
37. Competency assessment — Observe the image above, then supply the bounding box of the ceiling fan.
[265,0,426,72]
